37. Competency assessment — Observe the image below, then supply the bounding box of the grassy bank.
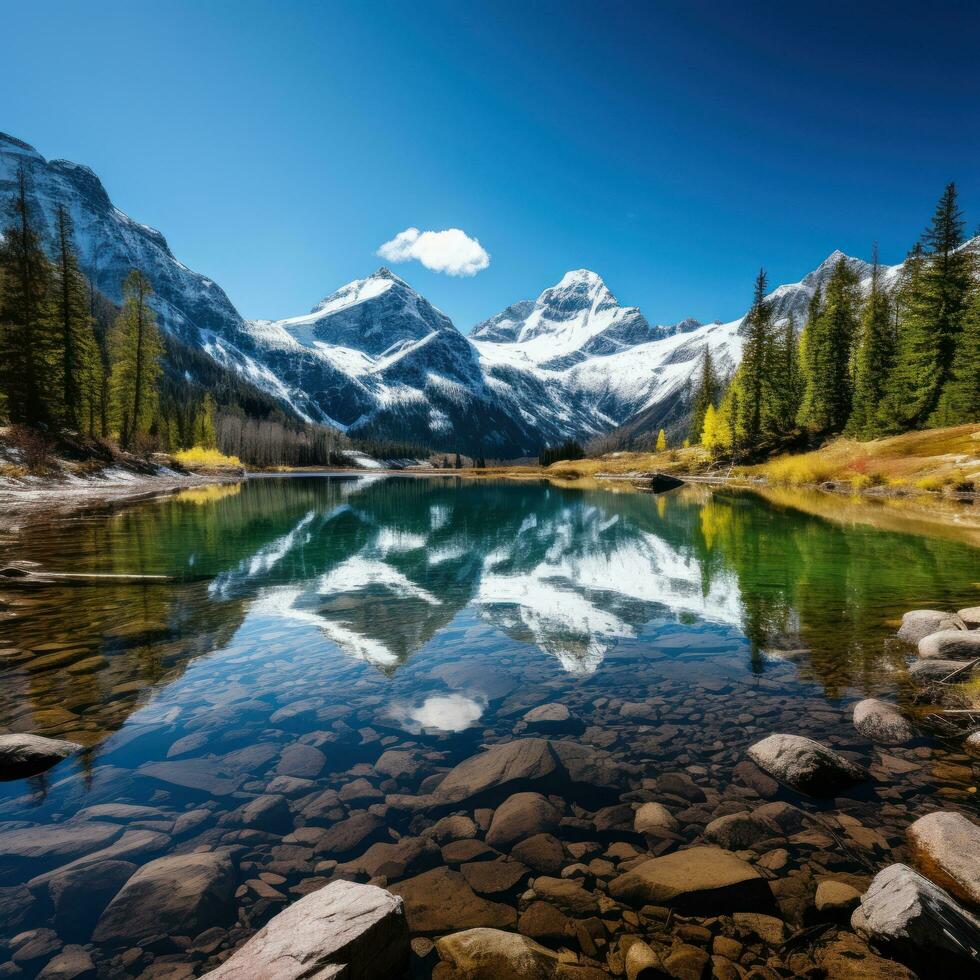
[739,424,980,493]
[480,424,980,497]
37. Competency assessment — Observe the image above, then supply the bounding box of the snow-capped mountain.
[0,132,307,414]
[5,131,962,456]
[472,271,742,445]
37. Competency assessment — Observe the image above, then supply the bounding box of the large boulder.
[852,699,914,745]
[897,610,954,644]
[93,851,236,944]
[201,880,409,980]
[852,863,980,966]
[608,846,773,913]
[486,793,560,850]
[390,867,516,933]
[906,811,980,910]
[918,629,980,660]
[436,927,559,979]
[0,734,82,780]
[747,734,867,796]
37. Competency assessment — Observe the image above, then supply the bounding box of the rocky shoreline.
[0,601,978,978]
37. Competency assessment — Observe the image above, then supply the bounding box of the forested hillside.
[0,165,349,467]
[690,184,979,459]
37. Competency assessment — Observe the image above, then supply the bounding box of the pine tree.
[771,313,803,430]
[931,289,980,425]
[847,246,894,438]
[877,244,926,432]
[655,429,667,451]
[52,205,101,432]
[797,256,859,434]
[736,269,774,445]
[689,346,720,443]
[0,166,60,427]
[109,270,163,449]
[454,452,462,469]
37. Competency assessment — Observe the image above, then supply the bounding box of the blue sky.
[5,1,980,329]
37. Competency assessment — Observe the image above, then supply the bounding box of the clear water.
[0,476,977,973]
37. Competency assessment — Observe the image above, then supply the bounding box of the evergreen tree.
[847,246,894,438]
[0,166,60,427]
[797,256,859,434]
[931,289,980,425]
[880,185,974,427]
[52,205,101,432]
[194,393,217,448]
[736,269,774,445]
[655,429,667,451]
[454,452,462,469]
[109,270,163,449]
[877,244,926,431]
[689,346,720,442]
[771,313,803,429]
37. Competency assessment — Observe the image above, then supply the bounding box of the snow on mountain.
[472,270,742,445]
[5,131,960,456]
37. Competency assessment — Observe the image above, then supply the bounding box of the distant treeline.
[539,440,585,466]
[0,164,352,468]
[691,183,979,458]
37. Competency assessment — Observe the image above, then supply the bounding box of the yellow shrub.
[173,446,242,467]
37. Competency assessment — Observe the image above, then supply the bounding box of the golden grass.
[172,446,242,468]
[741,424,980,492]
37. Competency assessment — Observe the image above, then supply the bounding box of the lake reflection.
[1,475,977,746]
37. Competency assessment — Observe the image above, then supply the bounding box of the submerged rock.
[917,629,980,660]
[852,699,914,745]
[634,802,678,834]
[436,927,558,979]
[201,880,409,979]
[704,812,775,849]
[485,792,560,849]
[747,733,867,796]
[814,880,862,916]
[852,863,980,966]
[815,932,915,979]
[93,851,236,944]
[608,845,773,913]
[522,703,583,735]
[0,734,82,780]
[434,738,621,807]
[906,810,980,909]
[908,658,965,681]
[390,867,516,933]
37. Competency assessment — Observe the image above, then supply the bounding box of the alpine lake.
[0,475,977,978]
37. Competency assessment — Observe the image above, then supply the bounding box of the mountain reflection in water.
[0,475,977,747]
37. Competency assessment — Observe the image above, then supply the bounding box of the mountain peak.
[555,269,605,289]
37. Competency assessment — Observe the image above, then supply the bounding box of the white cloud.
[377,227,490,277]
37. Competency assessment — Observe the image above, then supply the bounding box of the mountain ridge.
[4,131,960,456]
